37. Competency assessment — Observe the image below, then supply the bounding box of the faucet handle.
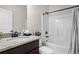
[46,36,49,38]
[46,40,48,42]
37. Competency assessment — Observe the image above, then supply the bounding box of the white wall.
[27,5,74,33]
[0,5,27,32]
[27,5,49,33]
[49,5,74,11]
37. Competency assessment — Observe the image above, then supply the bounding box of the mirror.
[0,8,12,33]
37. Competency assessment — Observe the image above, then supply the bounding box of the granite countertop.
[0,36,40,52]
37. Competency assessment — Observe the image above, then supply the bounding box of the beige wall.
[0,5,27,32]
[27,5,49,33]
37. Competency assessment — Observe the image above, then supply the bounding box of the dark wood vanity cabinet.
[0,40,39,54]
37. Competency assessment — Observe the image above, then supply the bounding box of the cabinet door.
[27,48,39,54]
[0,40,39,54]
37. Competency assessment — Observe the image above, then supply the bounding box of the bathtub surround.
[41,14,49,46]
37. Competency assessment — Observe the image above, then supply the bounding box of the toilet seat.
[39,46,53,54]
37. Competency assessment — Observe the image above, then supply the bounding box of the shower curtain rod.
[43,5,79,15]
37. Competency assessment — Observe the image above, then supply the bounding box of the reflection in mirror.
[0,8,12,33]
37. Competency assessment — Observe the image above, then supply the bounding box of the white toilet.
[39,37,53,54]
[39,46,53,54]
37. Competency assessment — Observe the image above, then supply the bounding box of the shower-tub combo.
[39,6,79,54]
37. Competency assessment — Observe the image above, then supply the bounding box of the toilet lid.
[39,46,53,53]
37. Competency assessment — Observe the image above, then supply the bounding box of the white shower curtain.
[48,9,73,51]
[69,8,79,54]
[48,8,79,54]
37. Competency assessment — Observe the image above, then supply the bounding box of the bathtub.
[46,42,69,54]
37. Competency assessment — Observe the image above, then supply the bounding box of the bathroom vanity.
[0,7,39,54]
[0,36,39,54]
